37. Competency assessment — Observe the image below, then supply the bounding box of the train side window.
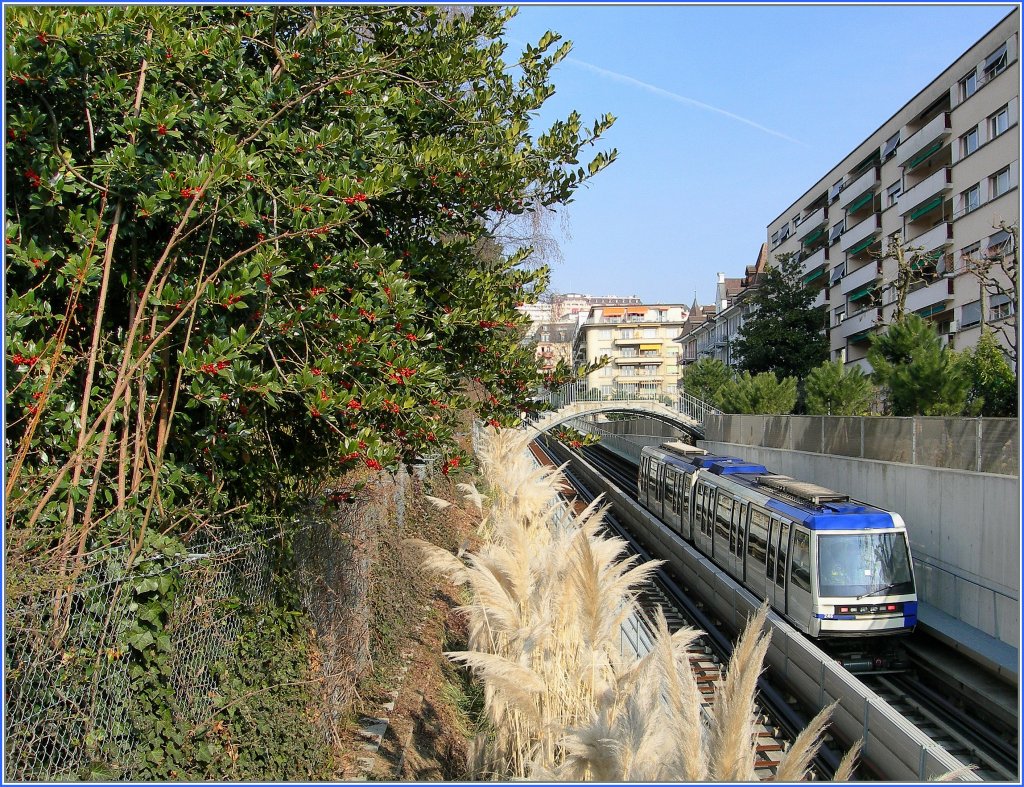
[681,475,692,513]
[716,495,733,547]
[791,530,811,592]
[654,463,664,503]
[693,485,704,533]
[766,518,776,578]
[748,508,769,565]
[775,521,790,586]
[639,458,648,493]
[665,469,677,513]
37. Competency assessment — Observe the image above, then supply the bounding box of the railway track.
[563,439,1018,782]
[532,437,844,779]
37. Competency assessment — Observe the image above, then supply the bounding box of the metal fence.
[4,527,276,782]
[4,472,415,782]
[705,414,1019,475]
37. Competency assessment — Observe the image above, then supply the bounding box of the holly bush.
[5,6,615,554]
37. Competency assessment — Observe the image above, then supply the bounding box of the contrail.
[566,56,805,145]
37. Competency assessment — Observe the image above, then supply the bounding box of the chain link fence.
[4,471,416,782]
[705,415,1018,475]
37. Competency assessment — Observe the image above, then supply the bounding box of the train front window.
[817,533,914,598]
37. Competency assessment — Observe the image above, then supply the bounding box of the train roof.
[642,443,899,530]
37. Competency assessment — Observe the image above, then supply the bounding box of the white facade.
[767,10,1019,369]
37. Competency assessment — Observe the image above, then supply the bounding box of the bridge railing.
[536,380,721,428]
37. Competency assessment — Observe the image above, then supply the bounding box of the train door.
[655,460,667,520]
[773,520,790,616]
[733,502,748,583]
[714,493,734,572]
[664,467,679,532]
[746,507,770,602]
[680,473,695,540]
[638,455,649,508]
[787,527,813,632]
[693,482,714,555]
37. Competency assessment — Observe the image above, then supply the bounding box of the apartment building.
[767,10,1019,370]
[676,297,718,367]
[572,304,689,399]
[675,244,768,369]
[532,321,577,373]
[517,292,641,335]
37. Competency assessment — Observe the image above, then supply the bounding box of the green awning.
[906,139,943,170]
[915,302,948,318]
[846,191,873,213]
[910,250,943,272]
[909,196,943,221]
[801,227,824,245]
[802,267,825,284]
[848,284,877,301]
[847,236,877,256]
[848,329,874,343]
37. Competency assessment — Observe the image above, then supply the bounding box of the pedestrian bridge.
[528,382,718,437]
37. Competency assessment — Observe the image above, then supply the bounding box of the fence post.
[820,415,825,454]
[860,417,865,458]
[912,416,917,466]
[976,417,983,473]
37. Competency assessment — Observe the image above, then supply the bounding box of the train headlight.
[835,603,903,615]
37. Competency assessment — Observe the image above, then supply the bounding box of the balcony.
[801,246,828,278]
[898,168,953,217]
[896,112,952,168]
[836,307,882,339]
[613,335,646,345]
[905,280,953,316]
[840,260,881,295]
[907,222,953,255]
[841,214,881,253]
[797,205,828,238]
[838,166,881,209]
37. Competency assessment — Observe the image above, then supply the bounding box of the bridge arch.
[528,399,704,437]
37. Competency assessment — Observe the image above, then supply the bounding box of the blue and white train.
[639,441,917,648]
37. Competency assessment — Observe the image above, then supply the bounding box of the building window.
[983,44,1008,83]
[882,131,900,161]
[829,221,844,245]
[962,184,981,215]
[990,293,1013,322]
[959,69,977,101]
[961,300,981,328]
[771,230,780,247]
[886,181,902,207]
[989,105,1010,138]
[990,166,1011,199]
[960,126,979,157]
[598,329,612,339]
[829,178,845,203]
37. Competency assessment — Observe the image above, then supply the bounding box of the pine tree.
[682,358,734,406]
[866,316,969,416]
[804,360,876,416]
[731,253,829,380]
[717,371,797,414]
[961,331,1018,417]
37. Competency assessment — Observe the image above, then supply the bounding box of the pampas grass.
[410,424,862,781]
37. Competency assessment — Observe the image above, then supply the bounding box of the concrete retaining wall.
[701,440,1020,647]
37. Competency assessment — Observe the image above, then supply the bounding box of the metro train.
[638,441,917,664]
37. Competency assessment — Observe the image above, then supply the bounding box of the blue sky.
[502,3,1016,306]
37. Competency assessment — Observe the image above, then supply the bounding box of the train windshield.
[817,532,914,598]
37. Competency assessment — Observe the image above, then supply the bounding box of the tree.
[717,371,797,415]
[866,315,968,416]
[803,360,876,416]
[875,231,931,322]
[4,7,616,557]
[960,221,1019,377]
[681,358,733,406]
[960,331,1017,417]
[731,253,828,380]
